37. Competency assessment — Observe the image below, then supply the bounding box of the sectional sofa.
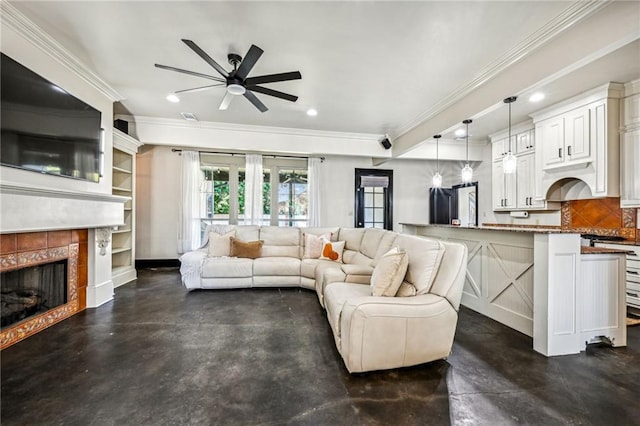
[179,226,468,373]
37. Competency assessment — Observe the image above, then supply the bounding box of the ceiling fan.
[155,39,302,113]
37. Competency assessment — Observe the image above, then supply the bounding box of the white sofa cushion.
[201,257,253,278]
[370,247,409,297]
[235,225,260,242]
[259,226,301,258]
[338,228,365,251]
[208,230,236,257]
[394,235,445,295]
[360,228,388,259]
[253,257,301,276]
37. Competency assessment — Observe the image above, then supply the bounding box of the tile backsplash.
[561,197,638,240]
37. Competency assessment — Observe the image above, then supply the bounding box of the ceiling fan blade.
[246,85,298,102]
[175,83,226,94]
[244,71,302,86]
[244,90,268,113]
[219,92,234,110]
[234,45,264,80]
[181,39,229,77]
[154,64,225,82]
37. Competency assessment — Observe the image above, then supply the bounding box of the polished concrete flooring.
[2,268,639,425]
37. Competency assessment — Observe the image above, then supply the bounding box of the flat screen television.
[1,52,103,183]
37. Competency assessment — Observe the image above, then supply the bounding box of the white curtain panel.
[308,157,322,227]
[177,150,202,254]
[244,154,263,225]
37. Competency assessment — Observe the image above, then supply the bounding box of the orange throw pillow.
[319,238,345,263]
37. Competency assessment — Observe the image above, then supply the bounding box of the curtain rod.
[171,148,324,162]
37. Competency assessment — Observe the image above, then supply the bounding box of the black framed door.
[355,168,393,230]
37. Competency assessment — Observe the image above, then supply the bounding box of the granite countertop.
[592,239,640,246]
[581,246,631,255]
[400,223,567,234]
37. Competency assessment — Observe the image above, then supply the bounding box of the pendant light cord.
[465,121,469,163]
[508,101,512,152]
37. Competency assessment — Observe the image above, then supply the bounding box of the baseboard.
[87,279,114,308]
[135,259,180,269]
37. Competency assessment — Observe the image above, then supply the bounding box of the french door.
[354,168,393,230]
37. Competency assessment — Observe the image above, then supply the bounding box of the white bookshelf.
[111,128,143,288]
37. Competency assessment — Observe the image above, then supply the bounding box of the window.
[199,154,307,235]
[278,169,308,227]
[355,169,393,230]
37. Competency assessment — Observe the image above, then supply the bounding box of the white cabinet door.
[516,130,534,154]
[539,116,564,169]
[516,153,546,209]
[621,129,640,207]
[493,161,516,210]
[564,105,591,163]
[492,162,505,210]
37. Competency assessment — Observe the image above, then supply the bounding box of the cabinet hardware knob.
[568,146,572,156]
[558,148,562,158]
[627,270,639,275]
[628,252,638,256]
[627,292,638,298]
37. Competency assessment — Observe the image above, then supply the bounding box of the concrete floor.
[1,268,639,425]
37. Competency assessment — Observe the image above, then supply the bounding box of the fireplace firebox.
[1,260,68,328]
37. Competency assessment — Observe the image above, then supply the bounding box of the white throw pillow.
[395,282,417,297]
[208,230,236,257]
[319,238,345,263]
[303,232,331,259]
[370,247,409,297]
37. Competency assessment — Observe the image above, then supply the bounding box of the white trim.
[624,79,640,97]
[0,182,129,203]
[113,128,144,154]
[120,115,380,142]
[86,279,114,308]
[0,1,123,102]
[393,0,612,138]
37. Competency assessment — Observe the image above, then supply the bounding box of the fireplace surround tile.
[17,232,47,252]
[0,234,17,255]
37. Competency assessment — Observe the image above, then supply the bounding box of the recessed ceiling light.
[166,93,180,103]
[306,108,318,117]
[529,92,545,102]
[455,128,466,137]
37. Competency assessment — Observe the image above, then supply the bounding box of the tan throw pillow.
[230,237,263,259]
[395,282,417,297]
[371,247,409,297]
[208,230,236,257]
[319,238,345,263]
[303,232,331,259]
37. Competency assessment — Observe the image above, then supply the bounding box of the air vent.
[181,112,198,121]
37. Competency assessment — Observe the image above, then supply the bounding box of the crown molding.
[393,0,612,138]
[121,115,382,142]
[1,1,123,102]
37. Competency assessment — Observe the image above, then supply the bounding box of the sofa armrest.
[341,264,374,285]
[339,294,459,373]
[179,249,208,290]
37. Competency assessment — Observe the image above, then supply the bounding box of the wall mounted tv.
[1,52,103,183]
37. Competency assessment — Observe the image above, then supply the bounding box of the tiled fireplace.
[0,230,88,349]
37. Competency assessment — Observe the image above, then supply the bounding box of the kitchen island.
[401,223,627,356]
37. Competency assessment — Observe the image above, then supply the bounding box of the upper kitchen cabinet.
[620,79,640,208]
[531,82,623,201]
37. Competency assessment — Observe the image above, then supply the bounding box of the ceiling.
[5,1,640,150]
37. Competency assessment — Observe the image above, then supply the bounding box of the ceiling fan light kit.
[502,96,518,174]
[155,39,302,113]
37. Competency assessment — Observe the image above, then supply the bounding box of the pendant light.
[432,134,442,188]
[502,96,518,174]
[461,119,473,184]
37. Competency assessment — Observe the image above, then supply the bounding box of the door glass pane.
[364,208,373,222]
[374,192,384,206]
[374,208,384,222]
[364,193,373,205]
[278,169,308,227]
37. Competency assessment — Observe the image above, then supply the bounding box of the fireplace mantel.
[0,182,128,233]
